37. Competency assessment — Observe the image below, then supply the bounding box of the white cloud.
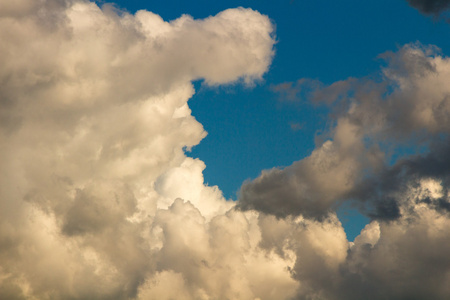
[0,1,288,299]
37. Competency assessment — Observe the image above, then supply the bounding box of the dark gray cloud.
[238,132,368,220]
[407,0,450,15]
[351,138,450,219]
[238,165,337,220]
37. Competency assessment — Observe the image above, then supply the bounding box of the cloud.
[406,0,450,15]
[255,177,450,300]
[239,43,450,220]
[242,42,450,296]
[270,78,323,103]
[0,1,295,299]
[271,81,301,102]
[237,42,450,297]
[290,122,303,131]
[238,127,367,220]
[237,41,450,297]
[347,137,450,220]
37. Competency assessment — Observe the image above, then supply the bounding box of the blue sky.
[103,0,450,239]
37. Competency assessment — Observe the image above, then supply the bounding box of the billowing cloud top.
[1,1,450,300]
[0,1,286,299]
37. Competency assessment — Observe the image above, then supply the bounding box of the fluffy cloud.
[318,179,450,300]
[239,43,450,298]
[0,1,291,299]
[251,176,450,299]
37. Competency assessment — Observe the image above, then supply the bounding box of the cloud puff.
[406,0,450,15]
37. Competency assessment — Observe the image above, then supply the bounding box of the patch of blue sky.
[188,80,326,199]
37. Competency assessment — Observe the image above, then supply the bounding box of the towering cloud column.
[0,1,297,299]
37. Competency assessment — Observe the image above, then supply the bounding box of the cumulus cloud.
[0,1,292,299]
[239,43,450,219]
[237,43,450,298]
[253,176,450,299]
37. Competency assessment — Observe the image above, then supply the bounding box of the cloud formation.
[1,1,450,300]
[0,1,294,299]
[239,43,450,220]
[238,43,450,299]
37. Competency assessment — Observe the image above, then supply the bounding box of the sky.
[1,0,450,299]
